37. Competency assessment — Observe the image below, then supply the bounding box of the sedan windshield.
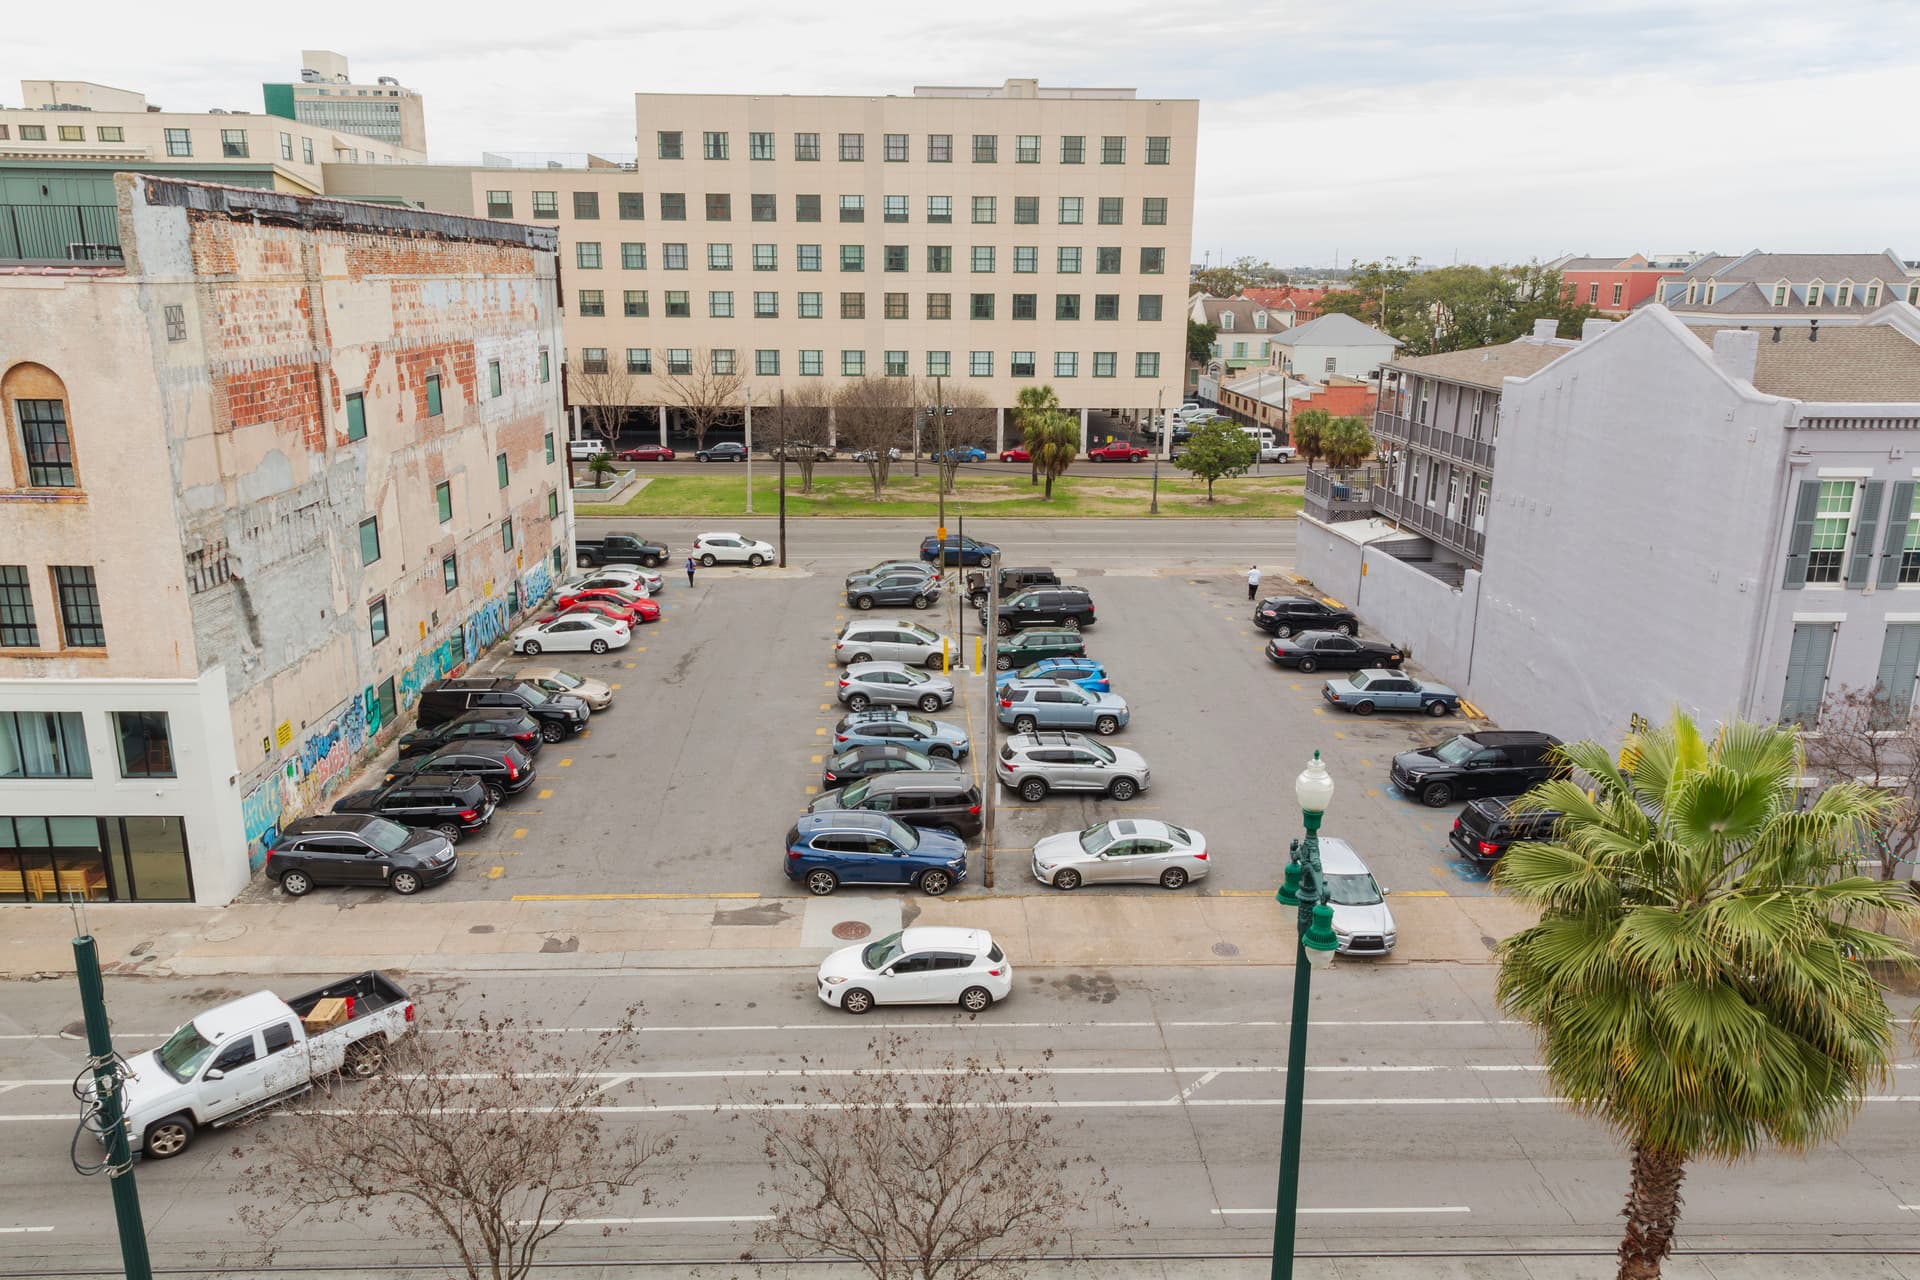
[838,779,871,806]
[1324,873,1383,906]
[1078,823,1113,854]
[155,1021,217,1083]
[363,818,414,854]
[545,672,585,690]
[862,930,905,970]
[1433,737,1477,765]
[1348,672,1372,689]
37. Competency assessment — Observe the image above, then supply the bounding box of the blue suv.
[831,709,970,758]
[784,812,968,896]
[920,534,999,567]
[996,680,1130,735]
[994,657,1111,694]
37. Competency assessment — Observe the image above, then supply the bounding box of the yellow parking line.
[1321,596,1347,608]
[488,866,504,879]
[581,730,592,738]
[537,788,554,799]
[1460,699,1485,719]
[823,680,835,688]
[634,646,646,652]
[511,892,762,901]
[815,726,828,736]
[559,758,574,767]
[1333,730,1346,739]
[1396,889,1450,898]
[810,754,824,763]
[1360,759,1373,768]
[624,661,637,668]
[1312,707,1326,716]
[805,785,818,795]
[512,828,528,839]
[1289,683,1302,691]
[611,683,623,690]
[1365,787,1381,798]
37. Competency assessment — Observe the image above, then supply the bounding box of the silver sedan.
[1030,819,1210,890]
[836,662,955,713]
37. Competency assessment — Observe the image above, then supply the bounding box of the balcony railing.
[0,205,122,264]
[1304,466,1381,523]
[1370,484,1486,563]
[1374,410,1495,470]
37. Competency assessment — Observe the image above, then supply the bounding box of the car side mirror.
[881,967,896,977]
[204,1068,225,1081]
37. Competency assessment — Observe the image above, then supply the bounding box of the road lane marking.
[0,1227,54,1234]
[1215,1207,1469,1216]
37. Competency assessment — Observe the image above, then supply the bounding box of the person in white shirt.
[1247,565,1262,601]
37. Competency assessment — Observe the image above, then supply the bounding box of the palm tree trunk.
[1617,1141,1687,1280]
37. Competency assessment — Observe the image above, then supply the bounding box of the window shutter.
[1847,480,1886,587]
[1781,479,1821,588]
[1879,481,1915,588]
[1875,624,1920,718]
[1779,622,1836,726]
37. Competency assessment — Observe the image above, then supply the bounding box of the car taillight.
[263,849,274,870]
[1003,762,1018,771]
[1452,817,1462,831]
[1328,692,1341,701]
[1194,850,1208,860]
[825,772,838,782]
[787,849,802,859]
[986,968,1003,977]
[460,809,478,821]
[999,698,1012,708]
[1479,840,1499,856]
[836,734,849,742]
[404,1002,415,1023]
[515,731,536,743]
[969,804,981,816]
[839,677,850,687]
[504,756,519,780]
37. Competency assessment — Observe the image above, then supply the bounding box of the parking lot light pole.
[982,585,999,888]
[744,386,755,515]
[1271,751,1340,1280]
[777,389,788,568]
[1150,390,1164,515]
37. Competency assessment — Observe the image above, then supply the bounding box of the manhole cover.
[1212,941,1242,958]
[832,920,873,941]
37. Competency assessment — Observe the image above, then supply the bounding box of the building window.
[884,245,909,272]
[1612,282,1625,307]
[1058,246,1082,273]
[756,349,781,376]
[708,243,733,270]
[531,191,558,219]
[51,567,104,646]
[1142,197,1167,225]
[883,350,908,377]
[573,192,600,219]
[1146,136,1171,165]
[546,488,560,519]
[545,432,555,464]
[927,245,953,273]
[841,245,865,271]
[972,246,996,273]
[927,196,952,224]
[1014,246,1038,274]
[795,132,821,161]
[711,348,737,375]
[841,350,865,377]
[838,133,865,162]
[706,193,732,221]
[1012,294,1037,320]
[1135,352,1161,377]
[576,242,602,269]
[666,290,690,317]
[972,195,996,224]
[1014,196,1039,225]
[751,193,777,222]
[710,291,734,318]
[703,131,729,160]
[220,129,249,158]
[796,194,821,223]
[971,293,995,320]
[1054,352,1079,378]
[19,124,45,141]
[750,131,775,161]
[658,131,683,159]
[1061,136,1086,164]
[627,348,652,374]
[884,133,908,162]
[1100,136,1126,164]
[619,191,645,220]
[882,195,908,224]
[368,597,388,645]
[1016,135,1041,163]
[486,190,513,218]
[885,292,908,319]
[0,712,89,778]
[112,711,175,779]
[754,290,778,318]
[583,347,609,373]
[1011,351,1036,378]
[434,479,453,523]
[578,289,605,316]
[663,243,688,269]
[91,124,120,142]
[926,293,952,320]
[666,349,692,375]
[496,452,510,490]
[302,137,314,164]
[0,567,37,647]
[1138,294,1163,321]
[840,292,865,319]
[622,242,647,269]
[1140,247,1165,273]
[927,351,951,378]
[500,519,515,552]
[799,350,823,376]
[540,349,551,383]
[279,132,293,160]
[1095,246,1122,275]
[970,350,993,377]
[1780,623,1836,727]
[799,292,823,318]
[1093,351,1117,378]
[1899,487,1920,583]
[660,193,686,220]
[839,195,865,223]
[1096,196,1124,227]
[928,134,952,163]
[357,516,382,566]
[489,359,503,399]
[1094,294,1119,321]
[1838,283,1853,307]
[442,554,459,592]
[1805,282,1821,308]
[1059,197,1083,225]
[1866,284,1882,307]
[1056,294,1081,321]
[17,399,76,487]
[1806,479,1858,585]
[972,134,998,163]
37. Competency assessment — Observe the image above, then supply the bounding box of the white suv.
[835,621,953,669]
[996,731,1151,802]
[693,532,775,566]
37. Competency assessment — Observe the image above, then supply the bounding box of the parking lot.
[397,523,1500,908]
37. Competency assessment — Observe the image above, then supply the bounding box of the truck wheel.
[644,555,664,568]
[541,722,566,743]
[1062,617,1080,631]
[343,1038,389,1079]
[996,618,1014,636]
[1421,782,1454,808]
[143,1114,195,1160]
[576,555,593,568]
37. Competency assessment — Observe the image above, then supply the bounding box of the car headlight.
[822,975,848,985]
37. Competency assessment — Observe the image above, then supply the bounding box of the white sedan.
[1030,819,1210,891]
[511,613,630,656]
[693,532,775,566]
[567,566,664,597]
[816,926,1011,1014]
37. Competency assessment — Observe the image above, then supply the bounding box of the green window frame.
[489,359,503,398]
[497,452,510,489]
[547,489,560,518]
[539,349,551,383]
[358,517,381,566]
[442,555,459,592]
[369,598,388,646]
[345,392,366,441]
[500,519,515,552]
[425,374,442,417]
[435,481,452,523]
[544,432,555,464]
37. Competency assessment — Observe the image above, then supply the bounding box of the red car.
[999,447,1031,463]
[618,444,676,462]
[556,590,662,623]
[1087,442,1148,463]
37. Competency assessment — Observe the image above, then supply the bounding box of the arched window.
[2,364,78,489]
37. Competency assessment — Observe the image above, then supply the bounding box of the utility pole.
[72,922,155,1280]
[744,388,755,515]
[1150,388,1164,515]
[935,375,946,528]
[777,389,788,568]
[983,584,999,889]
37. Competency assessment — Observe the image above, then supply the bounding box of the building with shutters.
[1294,300,1920,743]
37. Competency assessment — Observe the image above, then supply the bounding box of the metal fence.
[0,205,123,264]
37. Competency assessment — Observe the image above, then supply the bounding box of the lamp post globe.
[1294,750,1335,816]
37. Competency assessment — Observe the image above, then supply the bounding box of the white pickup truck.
[112,971,414,1159]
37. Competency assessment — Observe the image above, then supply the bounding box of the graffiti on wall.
[399,633,464,709]
[521,561,554,611]
[464,598,510,665]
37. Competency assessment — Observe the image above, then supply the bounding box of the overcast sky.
[7,0,1915,268]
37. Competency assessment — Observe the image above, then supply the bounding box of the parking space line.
[511,892,761,901]
[559,758,574,767]
[804,785,818,795]
[512,828,528,839]
[810,754,824,764]
[488,867,504,879]
[537,789,554,799]
[611,683,622,690]
[624,661,637,668]
[1397,890,1449,897]
[819,703,830,711]
[1360,759,1373,767]
[815,727,828,735]
[1216,889,1275,897]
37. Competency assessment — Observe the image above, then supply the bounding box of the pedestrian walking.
[1247,565,1262,601]
[686,555,697,588]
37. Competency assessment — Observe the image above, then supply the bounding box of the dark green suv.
[994,629,1086,671]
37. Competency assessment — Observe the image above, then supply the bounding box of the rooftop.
[914,79,1139,100]
[1687,320,1920,403]
[1390,333,1577,390]
[1685,249,1914,283]
[1271,312,1401,348]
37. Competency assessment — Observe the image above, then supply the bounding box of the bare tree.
[567,358,635,486]
[237,1011,677,1280]
[836,378,917,497]
[748,1035,1127,1280]
[659,350,746,452]
[933,387,995,495]
[774,381,835,495]
[1803,684,1920,882]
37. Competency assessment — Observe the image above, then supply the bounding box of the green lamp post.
[1271,750,1340,1280]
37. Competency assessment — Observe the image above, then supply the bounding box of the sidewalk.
[0,890,1538,979]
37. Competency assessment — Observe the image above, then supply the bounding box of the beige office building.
[328,79,1197,450]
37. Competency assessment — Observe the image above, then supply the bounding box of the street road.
[0,966,1913,1275]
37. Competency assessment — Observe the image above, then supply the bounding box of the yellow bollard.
[974,636,983,674]
[942,638,951,673]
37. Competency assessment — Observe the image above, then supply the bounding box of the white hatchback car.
[693,532,776,566]
[816,926,1012,1014]
[1316,836,1397,955]
[510,613,630,656]
[834,621,952,669]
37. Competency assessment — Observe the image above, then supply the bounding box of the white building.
[1266,312,1401,385]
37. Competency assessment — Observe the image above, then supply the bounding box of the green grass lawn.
[575,471,1305,519]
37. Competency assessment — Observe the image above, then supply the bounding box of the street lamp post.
[744,387,755,515]
[1271,750,1341,1280]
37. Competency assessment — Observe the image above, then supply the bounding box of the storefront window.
[0,815,191,902]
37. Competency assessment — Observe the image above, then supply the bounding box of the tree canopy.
[1320,258,1599,354]
[1172,418,1258,500]
[1193,256,1290,298]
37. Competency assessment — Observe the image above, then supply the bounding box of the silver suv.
[838,662,955,713]
[995,731,1150,803]
[835,621,953,669]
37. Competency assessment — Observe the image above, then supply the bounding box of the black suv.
[808,772,984,839]
[264,814,457,897]
[985,586,1096,635]
[1450,799,1564,869]
[417,677,589,743]
[1255,596,1359,637]
[965,566,1060,607]
[396,709,543,759]
[1391,731,1565,808]
[333,772,494,843]
[384,742,536,805]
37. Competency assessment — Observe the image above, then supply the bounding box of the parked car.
[112,971,416,1158]
[1265,632,1403,673]
[693,531,775,566]
[395,710,543,759]
[1258,444,1297,463]
[514,667,614,711]
[849,446,903,462]
[511,614,630,656]
[568,439,607,461]
[986,586,1096,634]
[995,731,1150,802]
[997,680,1129,735]
[831,709,971,759]
[920,534,999,567]
[333,772,494,844]
[815,927,1010,1014]
[994,656,1110,694]
[1390,730,1566,808]
[539,599,644,630]
[567,567,663,596]
[556,588,661,621]
[994,628,1086,670]
[266,814,458,898]
[835,620,952,669]
[809,772,984,839]
[1254,596,1360,637]
[415,677,590,744]
[1322,669,1460,717]
[837,661,954,713]
[696,441,748,463]
[848,559,936,587]
[937,445,988,462]
[964,565,1058,606]
[847,572,941,612]
[1450,798,1564,869]
[1000,446,1032,463]
[1316,837,1397,955]
[821,743,963,789]
[617,444,676,462]
[768,441,836,461]
[383,742,536,805]
[1087,441,1149,463]
[1031,819,1209,891]
[573,533,669,569]
[783,812,968,896]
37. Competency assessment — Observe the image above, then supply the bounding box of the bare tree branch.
[934,387,996,495]
[1803,684,1920,881]
[658,352,746,452]
[773,382,835,494]
[836,379,919,498]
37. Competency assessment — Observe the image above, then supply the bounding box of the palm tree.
[1014,385,1061,487]
[1022,410,1079,501]
[1495,711,1916,1280]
